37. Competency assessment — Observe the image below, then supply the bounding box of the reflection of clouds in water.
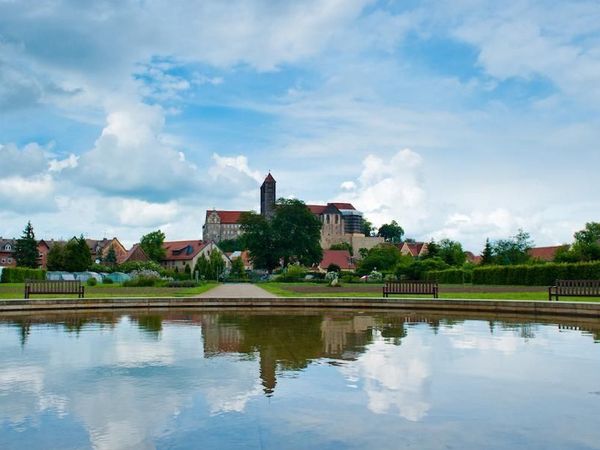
[0,321,264,449]
[340,332,431,422]
[0,365,68,425]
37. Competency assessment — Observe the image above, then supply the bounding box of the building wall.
[203,211,243,243]
[260,178,276,218]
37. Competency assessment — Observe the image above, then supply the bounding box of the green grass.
[259,282,600,302]
[0,282,218,300]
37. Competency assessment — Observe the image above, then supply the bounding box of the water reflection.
[1,309,599,450]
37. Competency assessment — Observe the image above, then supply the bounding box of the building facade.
[203,210,247,243]
[260,173,276,219]
[161,240,230,271]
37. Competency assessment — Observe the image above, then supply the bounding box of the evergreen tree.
[105,245,118,266]
[230,257,246,279]
[64,235,92,272]
[480,239,494,265]
[15,221,39,268]
[46,243,66,271]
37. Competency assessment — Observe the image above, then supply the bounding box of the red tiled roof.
[206,210,248,224]
[402,242,428,256]
[319,250,355,270]
[162,240,209,261]
[120,244,149,264]
[263,173,276,183]
[329,202,356,210]
[528,245,565,262]
[306,204,327,215]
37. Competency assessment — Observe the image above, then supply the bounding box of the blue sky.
[1,0,599,250]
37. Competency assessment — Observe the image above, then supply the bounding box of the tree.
[326,263,341,273]
[437,239,466,266]
[218,236,247,253]
[140,230,166,263]
[209,250,226,280]
[423,240,440,259]
[377,220,404,243]
[271,199,323,267]
[362,218,375,237]
[239,212,280,271]
[480,239,494,265]
[492,229,534,265]
[357,243,403,274]
[15,221,39,268]
[230,257,247,279]
[46,243,65,271]
[105,245,118,266]
[330,242,353,255]
[571,222,600,261]
[64,235,92,272]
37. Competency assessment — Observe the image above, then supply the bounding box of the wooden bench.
[548,279,600,301]
[383,281,439,298]
[24,280,85,299]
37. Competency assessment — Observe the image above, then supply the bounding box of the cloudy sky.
[1,0,599,251]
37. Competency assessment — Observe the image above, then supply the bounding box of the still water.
[0,308,599,450]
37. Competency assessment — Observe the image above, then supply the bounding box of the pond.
[1,309,599,450]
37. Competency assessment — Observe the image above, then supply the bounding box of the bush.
[277,265,308,282]
[86,278,97,286]
[471,262,600,286]
[368,270,383,282]
[118,260,163,274]
[90,263,113,273]
[166,280,199,288]
[1,267,46,283]
[102,277,114,284]
[425,269,472,284]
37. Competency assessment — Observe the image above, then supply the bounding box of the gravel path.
[195,283,277,298]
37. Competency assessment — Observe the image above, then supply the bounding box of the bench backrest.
[555,279,600,295]
[25,280,82,294]
[385,281,437,293]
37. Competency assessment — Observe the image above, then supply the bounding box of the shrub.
[118,260,163,274]
[86,278,97,286]
[1,267,46,283]
[471,262,600,286]
[102,277,114,284]
[425,269,472,284]
[166,280,199,288]
[123,276,163,287]
[277,265,308,282]
[327,263,341,273]
[368,270,383,282]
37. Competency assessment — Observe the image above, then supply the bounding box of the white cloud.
[48,154,78,172]
[116,199,179,227]
[0,175,55,213]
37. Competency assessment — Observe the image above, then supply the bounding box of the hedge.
[1,267,46,283]
[471,262,600,286]
[424,269,472,284]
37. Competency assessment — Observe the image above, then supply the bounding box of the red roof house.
[317,249,355,272]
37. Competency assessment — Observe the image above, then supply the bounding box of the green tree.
[377,220,404,243]
[140,230,166,263]
[493,229,533,265]
[46,243,66,271]
[330,242,353,255]
[64,235,92,272]
[230,257,247,279]
[570,222,600,261]
[271,199,322,267]
[362,218,375,237]
[358,243,403,274]
[437,239,466,266]
[480,238,494,265]
[423,240,440,259]
[105,245,118,266]
[209,250,226,280]
[239,212,280,271]
[218,236,247,253]
[15,221,39,268]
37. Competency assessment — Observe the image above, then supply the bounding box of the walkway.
[196,283,277,298]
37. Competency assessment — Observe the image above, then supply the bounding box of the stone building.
[203,210,247,243]
[260,173,276,219]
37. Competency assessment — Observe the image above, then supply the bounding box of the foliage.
[424,239,466,266]
[367,270,383,281]
[166,280,199,288]
[218,237,247,253]
[140,230,166,263]
[15,221,39,268]
[327,263,341,273]
[480,239,494,265]
[64,235,92,272]
[123,276,161,287]
[46,243,65,271]
[492,229,534,265]
[89,262,113,273]
[105,245,118,266]
[118,260,163,274]
[472,262,600,286]
[1,267,46,283]
[229,257,247,279]
[330,242,353,255]
[377,220,404,243]
[86,277,97,286]
[556,222,600,262]
[358,244,404,274]
[102,277,114,284]
[129,269,161,280]
[277,265,308,282]
[195,251,227,281]
[424,269,473,284]
[361,218,375,237]
[240,199,322,271]
[325,271,339,282]
[395,257,449,280]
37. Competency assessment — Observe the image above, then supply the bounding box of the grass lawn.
[259,282,600,302]
[0,282,218,300]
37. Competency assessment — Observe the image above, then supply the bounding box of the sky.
[1,0,599,251]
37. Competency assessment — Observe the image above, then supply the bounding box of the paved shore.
[195,283,277,298]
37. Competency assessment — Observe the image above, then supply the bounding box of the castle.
[202,174,383,255]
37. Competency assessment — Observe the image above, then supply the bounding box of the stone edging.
[0,297,599,318]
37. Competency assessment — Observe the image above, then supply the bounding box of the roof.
[206,210,248,224]
[465,251,482,264]
[329,203,356,211]
[162,240,209,261]
[120,244,149,264]
[319,250,355,270]
[528,245,565,262]
[401,242,428,256]
[263,173,276,183]
[306,204,327,215]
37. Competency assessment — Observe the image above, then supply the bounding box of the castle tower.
[260,173,276,219]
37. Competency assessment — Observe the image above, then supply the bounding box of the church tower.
[260,173,276,219]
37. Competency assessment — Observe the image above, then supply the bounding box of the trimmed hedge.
[424,269,472,284]
[1,267,46,283]
[472,262,600,286]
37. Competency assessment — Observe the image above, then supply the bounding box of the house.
[0,238,16,267]
[227,250,253,270]
[528,245,566,262]
[399,242,429,258]
[464,251,482,265]
[317,249,355,272]
[161,240,230,272]
[202,210,248,243]
[119,244,149,264]
[86,238,128,264]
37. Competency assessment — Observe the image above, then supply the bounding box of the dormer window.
[4,244,11,251]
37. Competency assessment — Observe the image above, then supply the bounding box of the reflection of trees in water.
[134,315,163,338]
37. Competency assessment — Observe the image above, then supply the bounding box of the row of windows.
[0,258,13,263]
[321,214,341,224]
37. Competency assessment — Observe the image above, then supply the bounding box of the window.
[7,258,12,263]
[1,258,5,263]
[4,244,11,251]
